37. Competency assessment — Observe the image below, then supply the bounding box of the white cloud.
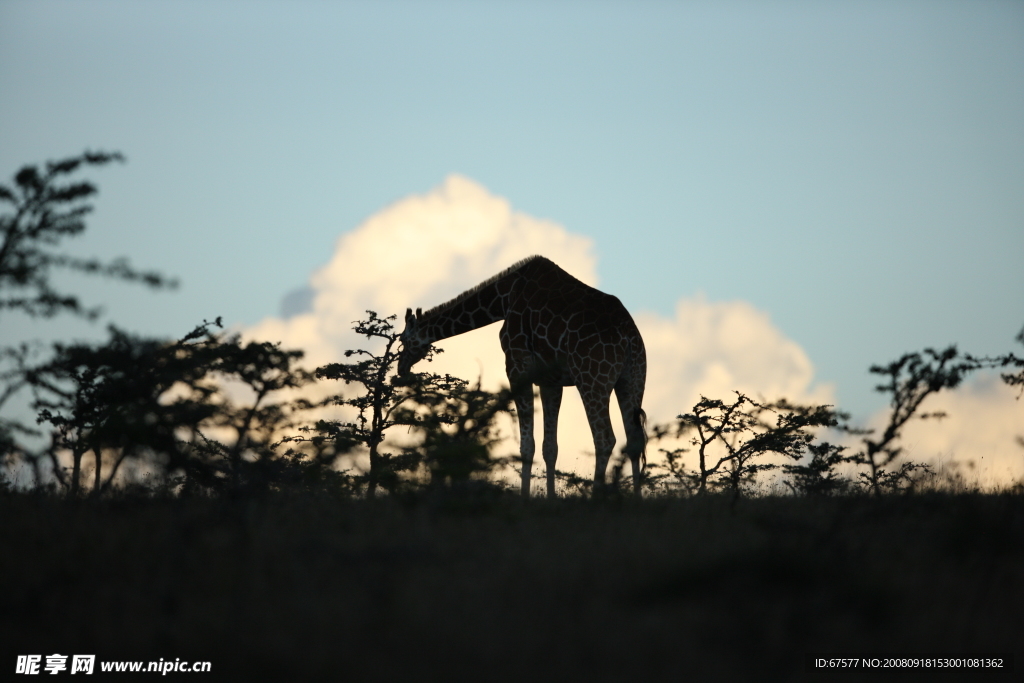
[244,174,1023,488]
[636,296,833,423]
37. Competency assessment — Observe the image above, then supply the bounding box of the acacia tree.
[1002,326,1024,453]
[0,151,174,320]
[654,393,840,497]
[26,319,312,497]
[0,344,37,480]
[998,325,1024,397]
[28,325,207,496]
[196,331,314,492]
[0,151,175,478]
[849,346,995,497]
[781,440,853,496]
[298,311,466,496]
[393,380,512,489]
[654,331,1024,498]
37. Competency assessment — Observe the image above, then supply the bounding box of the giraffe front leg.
[540,385,563,499]
[514,389,536,498]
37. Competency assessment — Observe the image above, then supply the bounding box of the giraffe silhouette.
[398,256,647,497]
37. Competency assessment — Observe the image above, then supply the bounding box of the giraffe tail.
[634,406,648,474]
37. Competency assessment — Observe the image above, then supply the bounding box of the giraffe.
[397,256,647,498]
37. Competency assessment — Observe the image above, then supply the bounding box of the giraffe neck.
[419,277,510,343]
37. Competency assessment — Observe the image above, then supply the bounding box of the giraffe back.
[501,257,645,390]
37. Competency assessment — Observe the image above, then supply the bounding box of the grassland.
[2,489,1022,681]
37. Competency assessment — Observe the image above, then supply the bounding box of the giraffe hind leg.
[616,377,647,495]
[578,384,616,497]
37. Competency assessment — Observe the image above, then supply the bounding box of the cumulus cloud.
[636,296,833,421]
[244,174,1021,486]
[247,175,596,370]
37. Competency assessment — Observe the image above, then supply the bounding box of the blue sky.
[2,0,1022,422]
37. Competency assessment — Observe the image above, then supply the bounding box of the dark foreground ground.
[2,490,1022,681]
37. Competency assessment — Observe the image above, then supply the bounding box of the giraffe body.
[398,256,647,497]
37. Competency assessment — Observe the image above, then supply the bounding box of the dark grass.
[2,489,1022,681]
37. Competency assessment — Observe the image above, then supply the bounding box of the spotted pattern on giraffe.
[398,256,647,498]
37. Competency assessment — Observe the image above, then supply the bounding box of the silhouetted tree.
[1,151,175,481]
[1007,326,1024,452]
[655,334,1024,498]
[997,325,1024,397]
[781,440,853,496]
[298,311,467,496]
[849,346,981,497]
[0,151,175,320]
[0,344,39,481]
[393,379,512,489]
[792,333,1024,497]
[24,319,312,497]
[655,394,748,496]
[654,393,840,497]
[194,329,314,492]
[27,322,212,496]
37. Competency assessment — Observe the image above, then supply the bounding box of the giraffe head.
[397,307,430,377]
